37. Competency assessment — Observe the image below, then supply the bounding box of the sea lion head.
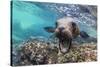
[44,17,79,53]
[55,17,74,39]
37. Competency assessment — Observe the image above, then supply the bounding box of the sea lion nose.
[59,27,65,31]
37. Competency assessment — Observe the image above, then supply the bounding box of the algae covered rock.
[12,39,97,66]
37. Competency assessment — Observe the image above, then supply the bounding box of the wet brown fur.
[54,17,80,53]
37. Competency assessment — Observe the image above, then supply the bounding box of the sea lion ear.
[71,22,80,37]
[44,26,55,33]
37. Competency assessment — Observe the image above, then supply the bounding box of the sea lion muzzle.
[58,27,65,32]
[55,30,72,53]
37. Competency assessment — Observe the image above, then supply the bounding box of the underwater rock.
[12,39,97,66]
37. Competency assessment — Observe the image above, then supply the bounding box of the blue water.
[11,1,97,44]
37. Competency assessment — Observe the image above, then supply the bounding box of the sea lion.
[44,17,89,53]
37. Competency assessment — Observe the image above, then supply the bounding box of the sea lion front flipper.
[44,27,55,33]
[80,31,89,38]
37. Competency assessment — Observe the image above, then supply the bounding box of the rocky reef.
[12,38,97,66]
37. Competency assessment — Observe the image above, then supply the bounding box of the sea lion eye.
[71,22,76,27]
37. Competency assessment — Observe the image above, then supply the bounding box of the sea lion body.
[44,17,88,53]
[54,17,80,53]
